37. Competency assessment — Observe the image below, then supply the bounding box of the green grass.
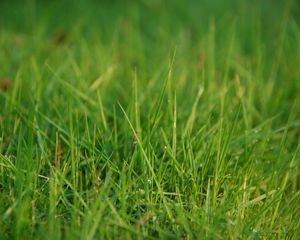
[0,0,300,239]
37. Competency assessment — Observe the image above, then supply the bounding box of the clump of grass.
[0,0,300,239]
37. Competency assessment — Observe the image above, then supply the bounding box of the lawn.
[0,0,300,239]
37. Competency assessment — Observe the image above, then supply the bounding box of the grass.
[0,0,300,239]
